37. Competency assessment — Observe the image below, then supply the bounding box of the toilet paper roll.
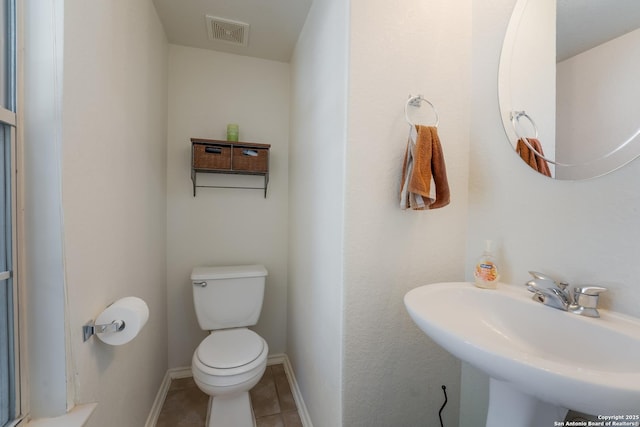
[95,296,149,346]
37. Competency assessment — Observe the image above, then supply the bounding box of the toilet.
[191,265,269,427]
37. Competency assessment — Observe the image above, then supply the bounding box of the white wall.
[60,1,168,426]
[464,0,640,423]
[556,28,640,179]
[166,45,290,368]
[343,0,471,425]
[288,0,347,425]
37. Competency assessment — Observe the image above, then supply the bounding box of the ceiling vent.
[206,15,250,47]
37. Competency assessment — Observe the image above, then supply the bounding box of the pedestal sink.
[404,282,640,427]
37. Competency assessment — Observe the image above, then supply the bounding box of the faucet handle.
[574,286,607,296]
[528,271,557,282]
[528,271,569,288]
[571,286,607,317]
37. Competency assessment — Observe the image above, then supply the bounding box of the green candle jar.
[227,124,239,142]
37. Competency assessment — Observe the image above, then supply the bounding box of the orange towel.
[400,125,450,210]
[516,138,551,177]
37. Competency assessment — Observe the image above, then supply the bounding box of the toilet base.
[206,391,256,427]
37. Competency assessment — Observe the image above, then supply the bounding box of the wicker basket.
[193,143,232,170]
[232,147,268,172]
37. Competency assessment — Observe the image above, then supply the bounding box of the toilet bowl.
[190,265,269,427]
[192,329,268,427]
[193,328,268,391]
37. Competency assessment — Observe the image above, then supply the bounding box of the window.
[0,124,15,426]
[0,0,17,425]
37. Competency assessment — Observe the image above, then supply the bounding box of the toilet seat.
[195,328,267,377]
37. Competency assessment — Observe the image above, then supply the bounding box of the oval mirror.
[498,0,640,180]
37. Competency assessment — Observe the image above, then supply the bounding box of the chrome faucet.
[525,271,607,318]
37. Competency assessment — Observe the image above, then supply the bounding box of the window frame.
[0,0,23,425]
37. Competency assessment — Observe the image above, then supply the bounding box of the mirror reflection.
[499,0,640,180]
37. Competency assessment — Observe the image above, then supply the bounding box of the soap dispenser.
[474,240,500,289]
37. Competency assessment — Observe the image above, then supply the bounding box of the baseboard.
[272,354,313,427]
[144,367,189,427]
[145,354,312,427]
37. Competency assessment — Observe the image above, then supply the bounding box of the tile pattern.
[252,364,302,427]
[156,364,302,427]
[156,377,208,426]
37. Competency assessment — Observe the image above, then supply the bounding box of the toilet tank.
[191,265,267,330]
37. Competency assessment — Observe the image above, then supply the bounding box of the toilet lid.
[197,329,265,369]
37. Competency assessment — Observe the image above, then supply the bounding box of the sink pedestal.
[486,378,568,427]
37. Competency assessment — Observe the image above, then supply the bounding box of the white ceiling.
[152,0,313,63]
[557,0,640,61]
[153,1,640,65]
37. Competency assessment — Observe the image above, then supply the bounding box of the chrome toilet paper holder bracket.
[82,319,126,342]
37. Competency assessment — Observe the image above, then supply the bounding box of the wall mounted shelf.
[190,138,271,197]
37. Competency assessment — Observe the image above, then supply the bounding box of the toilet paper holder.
[82,319,126,342]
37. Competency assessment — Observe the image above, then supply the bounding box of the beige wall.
[500,0,556,176]
[61,0,168,426]
[464,0,640,423]
[166,45,290,368]
[24,0,169,423]
[343,0,471,425]
[288,0,348,425]
[556,28,640,179]
[289,0,472,425]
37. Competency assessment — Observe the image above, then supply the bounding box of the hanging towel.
[400,125,450,210]
[516,137,551,177]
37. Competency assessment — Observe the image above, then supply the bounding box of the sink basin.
[404,282,640,426]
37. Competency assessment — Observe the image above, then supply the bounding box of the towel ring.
[405,95,439,127]
[510,110,561,165]
[511,110,538,139]
[511,110,574,167]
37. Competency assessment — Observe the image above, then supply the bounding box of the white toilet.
[191,265,269,427]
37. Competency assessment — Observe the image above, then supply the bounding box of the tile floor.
[156,363,303,427]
